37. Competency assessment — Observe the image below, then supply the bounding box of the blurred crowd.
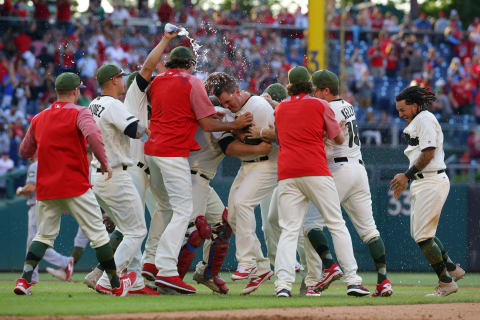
[0,0,479,174]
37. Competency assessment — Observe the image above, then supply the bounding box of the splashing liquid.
[165,23,208,71]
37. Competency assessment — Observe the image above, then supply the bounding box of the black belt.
[137,162,150,175]
[333,157,364,165]
[243,156,269,163]
[415,169,445,180]
[191,170,210,181]
[97,165,127,173]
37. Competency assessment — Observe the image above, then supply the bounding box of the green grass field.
[1,272,480,316]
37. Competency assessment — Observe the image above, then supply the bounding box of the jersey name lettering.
[340,105,355,120]
[89,104,105,118]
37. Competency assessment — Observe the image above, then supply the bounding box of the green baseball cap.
[312,69,339,91]
[169,46,195,61]
[96,64,128,86]
[126,71,139,90]
[288,66,310,85]
[264,83,287,102]
[55,72,85,91]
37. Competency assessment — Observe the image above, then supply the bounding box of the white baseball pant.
[27,204,72,283]
[228,160,277,276]
[145,155,192,277]
[93,167,147,288]
[410,172,450,242]
[274,176,361,292]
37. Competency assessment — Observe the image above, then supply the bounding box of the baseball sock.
[433,237,457,272]
[96,230,124,272]
[94,243,120,289]
[22,241,48,283]
[418,238,452,283]
[367,236,387,283]
[307,228,334,269]
[71,247,85,265]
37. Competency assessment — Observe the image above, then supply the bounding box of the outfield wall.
[1,183,478,273]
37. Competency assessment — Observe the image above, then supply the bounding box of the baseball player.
[122,31,181,294]
[295,70,391,297]
[14,72,134,296]
[272,66,364,297]
[16,155,74,283]
[390,86,465,297]
[206,72,278,295]
[145,47,252,294]
[89,64,150,295]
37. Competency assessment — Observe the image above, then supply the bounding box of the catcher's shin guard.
[204,208,232,279]
[178,216,212,279]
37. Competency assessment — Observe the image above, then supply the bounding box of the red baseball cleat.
[96,272,136,297]
[141,263,158,281]
[313,263,343,292]
[372,279,393,297]
[241,270,273,295]
[155,275,196,294]
[128,286,160,295]
[232,266,256,280]
[14,278,33,295]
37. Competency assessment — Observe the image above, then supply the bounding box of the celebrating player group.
[13,29,465,298]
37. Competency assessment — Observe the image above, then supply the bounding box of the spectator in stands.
[0,152,14,197]
[356,69,373,108]
[415,13,432,31]
[158,0,174,23]
[363,108,382,145]
[0,0,14,17]
[435,11,449,35]
[447,57,466,83]
[111,4,131,21]
[385,44,399,78]
[367,39,385,78]
[0,123,9,154]
[432,79,453,121]
[383,12,399,32]
[56,0,72,31]
[32,0,50,32]
[467,129,480,160]
[410,48,424,79]
[449,76,475,115]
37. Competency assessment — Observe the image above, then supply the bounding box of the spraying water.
[164,23,208,70]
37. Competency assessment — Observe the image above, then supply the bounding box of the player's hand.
[234,112,253,129]
[145,128,151,136]
[163,30,180,41]
[247,124,262,139]
[261,93,278,109]
[389,173,409,199]
[101,167,113,181]
[256,141,272,155]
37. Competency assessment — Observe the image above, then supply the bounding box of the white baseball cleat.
[426,280,458,297]
[84,267,103,289]
[46,257,74,282]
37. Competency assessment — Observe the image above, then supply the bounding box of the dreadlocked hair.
[204,72,238,97]
[395,86,437,111]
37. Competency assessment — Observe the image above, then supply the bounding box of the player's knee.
[362,230,380,244]
[417,237,434,249]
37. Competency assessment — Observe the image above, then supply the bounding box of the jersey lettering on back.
[89,103,106,118]
[325,99,362,161]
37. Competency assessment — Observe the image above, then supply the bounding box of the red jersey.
[274,94,341,181]
[56,1,71,22]
[20,102,108,200]
[145,69,216,157]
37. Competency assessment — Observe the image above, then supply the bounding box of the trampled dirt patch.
[3,303,480,320]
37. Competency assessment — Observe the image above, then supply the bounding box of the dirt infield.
[3,303,480,320]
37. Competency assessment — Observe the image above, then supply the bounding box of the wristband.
[404,165,420,180]
[260,128,264,139]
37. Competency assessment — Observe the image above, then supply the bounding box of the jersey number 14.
[346,120,360,148]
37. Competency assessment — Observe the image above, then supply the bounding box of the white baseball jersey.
[188,107,233,179]
[325,99,362,161]
[88,96,138,169]
[403,110,446,171]
[124,74,150,164]
[236,95,278,162]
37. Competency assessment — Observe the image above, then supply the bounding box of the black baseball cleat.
[276,289,292,297]
[347,284,370,297]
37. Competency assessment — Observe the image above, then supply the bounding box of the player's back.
[88,96,135,169]
[32,102,91,200]
[325,99,362,161]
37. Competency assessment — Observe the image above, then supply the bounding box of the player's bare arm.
[139,30,179,82]
[390,147,436,199]
[261,93,279,109]
[224,140,272,158]
[333,131,345,145]
[198,112,253,132]
[16,183,35,197]
[247,124,277,143]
